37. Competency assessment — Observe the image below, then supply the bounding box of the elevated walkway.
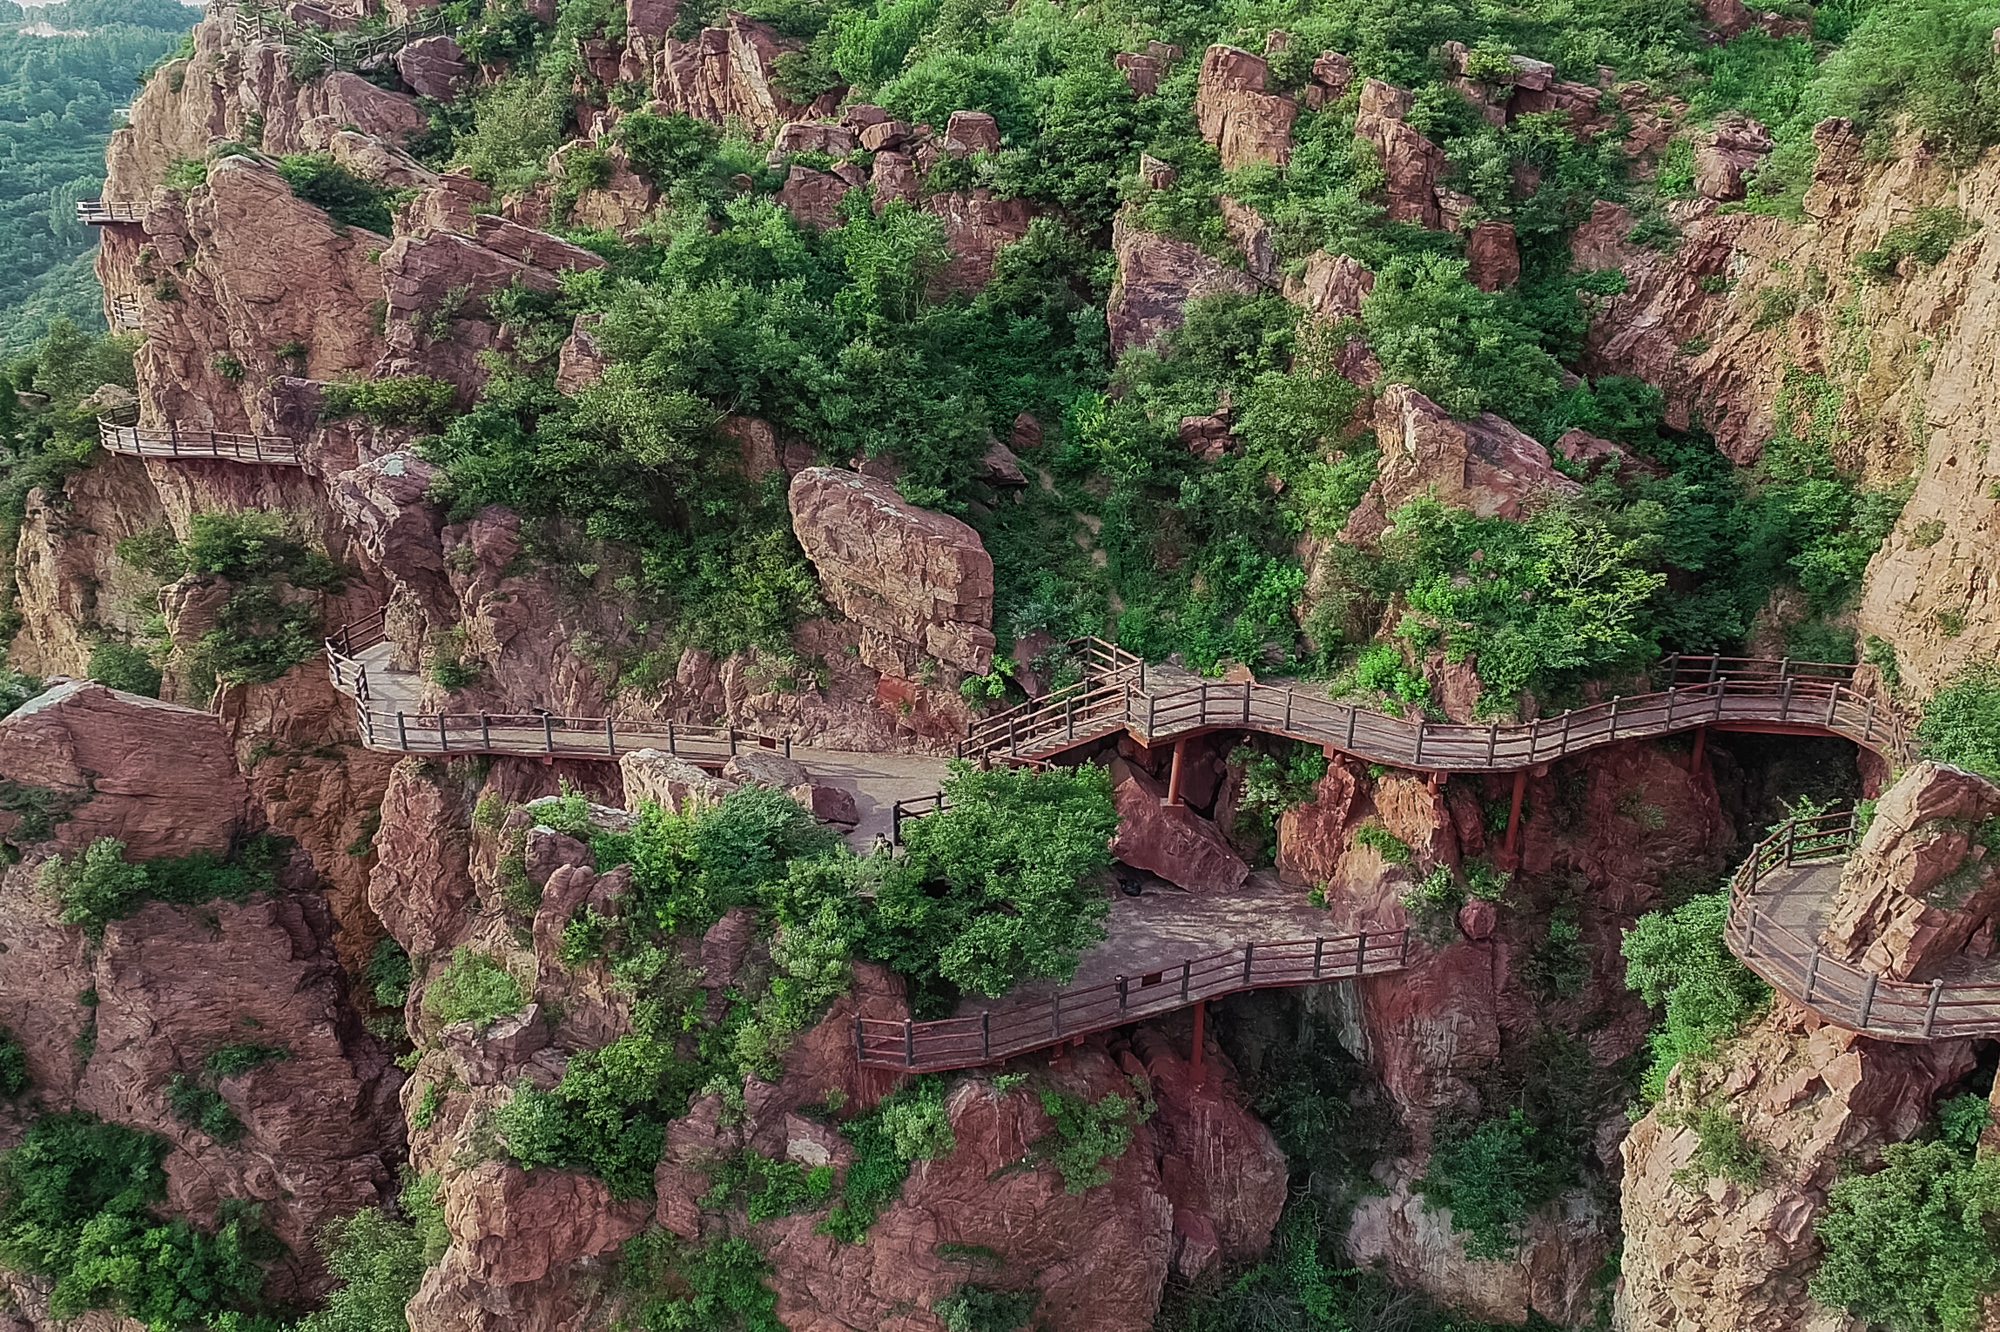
[77,201,145,225]
[99,418,301,466]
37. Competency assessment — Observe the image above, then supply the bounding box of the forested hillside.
[0,0,195,356]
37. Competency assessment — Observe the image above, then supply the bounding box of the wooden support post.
[1354,932,1368,977]
[1188,1000,1205,1085]
[982,1011,991,1058]
[1502,768,1527,860]
[1689,725,1707,774]
[480,713,490,749]
[542,714,554,753]
[605,716,615,755]
[1164,737,1188,807]
[1924,979,1944,1038]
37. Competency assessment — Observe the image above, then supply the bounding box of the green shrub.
[205,1042,290,1078]
[1667,1105,1763,1188]
[1622,892,1771,1101]
[1858,208,1981,278]
[0,1112,284,1326]
[1918,665,2000,778]
[1360,253,1562,425]
[298,1204,428,1332]
[619,1230,783,1332]
[1352,822,1412,864]
[820,1075,951,1242]
[495,1034,698,1199]
[1229,743,1328,854]
[422,948,526,1031]
[933,1284,1037,1332]
[322,375,457,430]
[167,1071,246,1143]
[43,835,287,940]
[275,152,400,234]
[401,1170,449,1264]
[869,761,1116,1013]
[163,155,207,190]
[701,1152,837,1222]
[364,937,413,1009]
[87,640,162,697]
[1418,1107,1573,1259]
[0,1025,28,1096]
[1032,1083,1149,1195]
[1812,1139,2000,1332]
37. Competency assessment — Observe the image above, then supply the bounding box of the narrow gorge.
[6,1,2000,1330]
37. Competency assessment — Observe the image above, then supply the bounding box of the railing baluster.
[396,711,408,750]
[1312,937,1324,978]
[605,715,615,755]
[1924,979,1944,1037]
[543,713,554,752]
[1181,958,1191,1003]
[1242,941,1254,985]
[1858,972,1878,1028]
[1355,931,1367,976]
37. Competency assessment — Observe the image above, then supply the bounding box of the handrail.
[77,201,145,225]
[855,928,1411,1072]
[98,419,302,466]
[1724,811,2000,1041]
[234,5,450,69]
[108,293,142,330]
[959,639,1916,773]
[889,791,949,846]
[323,613,790,764]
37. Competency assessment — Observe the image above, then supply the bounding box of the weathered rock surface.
[1342,385,1581,544]
[925,189,1034,292]
[1108,757,1251,894]
[639,12,812,139]
[1821,761,2000,979]
[1107,214,1262,354]
[396,34,470,100]
[787,467,996,678]
[1193,45,1296,170]
[1466,219,1520,290]
[1694,115,1773,201]
[619,748,737,812]
[1354,79,1444,228]
[1621,1009,1976,1332]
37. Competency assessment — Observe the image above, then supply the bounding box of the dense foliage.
[1622,890,1771,1101]
[1811,1096,2000,1332]
[0,1112,285,1330]
[0,0,196,355]
[42,834,290,940]
[1918,665,2000,778]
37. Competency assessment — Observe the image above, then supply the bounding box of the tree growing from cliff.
[1918,665,2000,779]
[869,760,1118,1015]
[1621,890,1771,1101]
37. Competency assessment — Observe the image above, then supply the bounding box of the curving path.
[963,640,1916,772]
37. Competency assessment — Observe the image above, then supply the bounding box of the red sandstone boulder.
[645,13,807,138]
[1466,219,1520,290]
[555,314,608,393]
[1193,45,1296,170]
[1694,115,1773,201]
[1304,50,1355,109]
[776,162,851,230]
[1106,214,1262,354]
[328,451,447,583]
[1108,758,1250,894]
[619,748,737,812]
[787,468,996,678]
[1354,79,1444,228]
[870,150,918,206]
[924,189,1033,291]
[1114,50,1167,96]
[395,34,469,100]
[941,110,1001,155]
[1821,761,2000,979]
[1286,250,1374,320]
[1342,385,1582,544]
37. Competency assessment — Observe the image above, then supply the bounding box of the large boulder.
[1819,761,2000,980]
[1466,220,1520,290]
[1193,45,1297,170]
[1354,80,1444,228]
[1342,385,1582,544]
[787,468,996,678]
[1694,115,1773,201]
[1108,758,1250,894]
[1286,251,1374,320]
[396,35,470,100]
[1106,214,1262,354]
[924,189,1034,292]
[619,749,738,813]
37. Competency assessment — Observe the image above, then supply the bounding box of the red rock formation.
[1694,115,1773,201]
[1342,385,1582,544]
[1286,250,1374,320]
[1820,761,2000,979]
[1466,219,1521,291]
[924,189,1034,292]
[1193,45,1297,170]
[1106,214,1262,354]
[1354,79,1444,228]
[1622,1010,1975,1332]
[396,35,469,99]
[776,162,852,230]
[1108,758,1251,894]
[1304,50,1355,109]
[643,13,809,138]
[787,468,996,678]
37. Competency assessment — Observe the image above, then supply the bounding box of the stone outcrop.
[1108,757,1251,894]
[787,467,996,679]
[1621,1009,1976,1332]
[1354,79,1444,228]
[396,35,470,100]
[1193,45,1296,170]
[925,189,1034,292]
[1106,214,1262,354]
[1820,761,2000,979]
[1466,219,1520,291]
[1694,115,1773,201]
[1286,251,1375,321]
[638,12,813,138]
[1342,385,1581,544]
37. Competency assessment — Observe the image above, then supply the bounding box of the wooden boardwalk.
[962,639,1915,772]
[1726,812,2000,1040]
[77,201,145,225]
[98,419,302,466]
[233,6,448,70]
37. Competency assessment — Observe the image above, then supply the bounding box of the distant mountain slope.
[0,0,196,357]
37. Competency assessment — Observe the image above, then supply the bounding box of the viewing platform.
[98,418,302,466]
[77,201,146,225]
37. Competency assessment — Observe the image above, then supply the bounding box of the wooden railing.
[98,419,302,466]
[855,929,1411,1071]
[234,5,450,69]
[323,613,790,765]
[1726,811,2000,1040]
[960,641,1916,772]
[108,293,142,331]
[77,201,145,225]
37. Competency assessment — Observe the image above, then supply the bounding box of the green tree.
[1812,1140,2000,1332]
[1622,891,1770,1100]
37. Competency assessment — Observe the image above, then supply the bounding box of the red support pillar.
[1188,1000,1205,1085]
[1498,768,1528,870]
[1164,737,1188,807]
[1689,725,1708,775]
